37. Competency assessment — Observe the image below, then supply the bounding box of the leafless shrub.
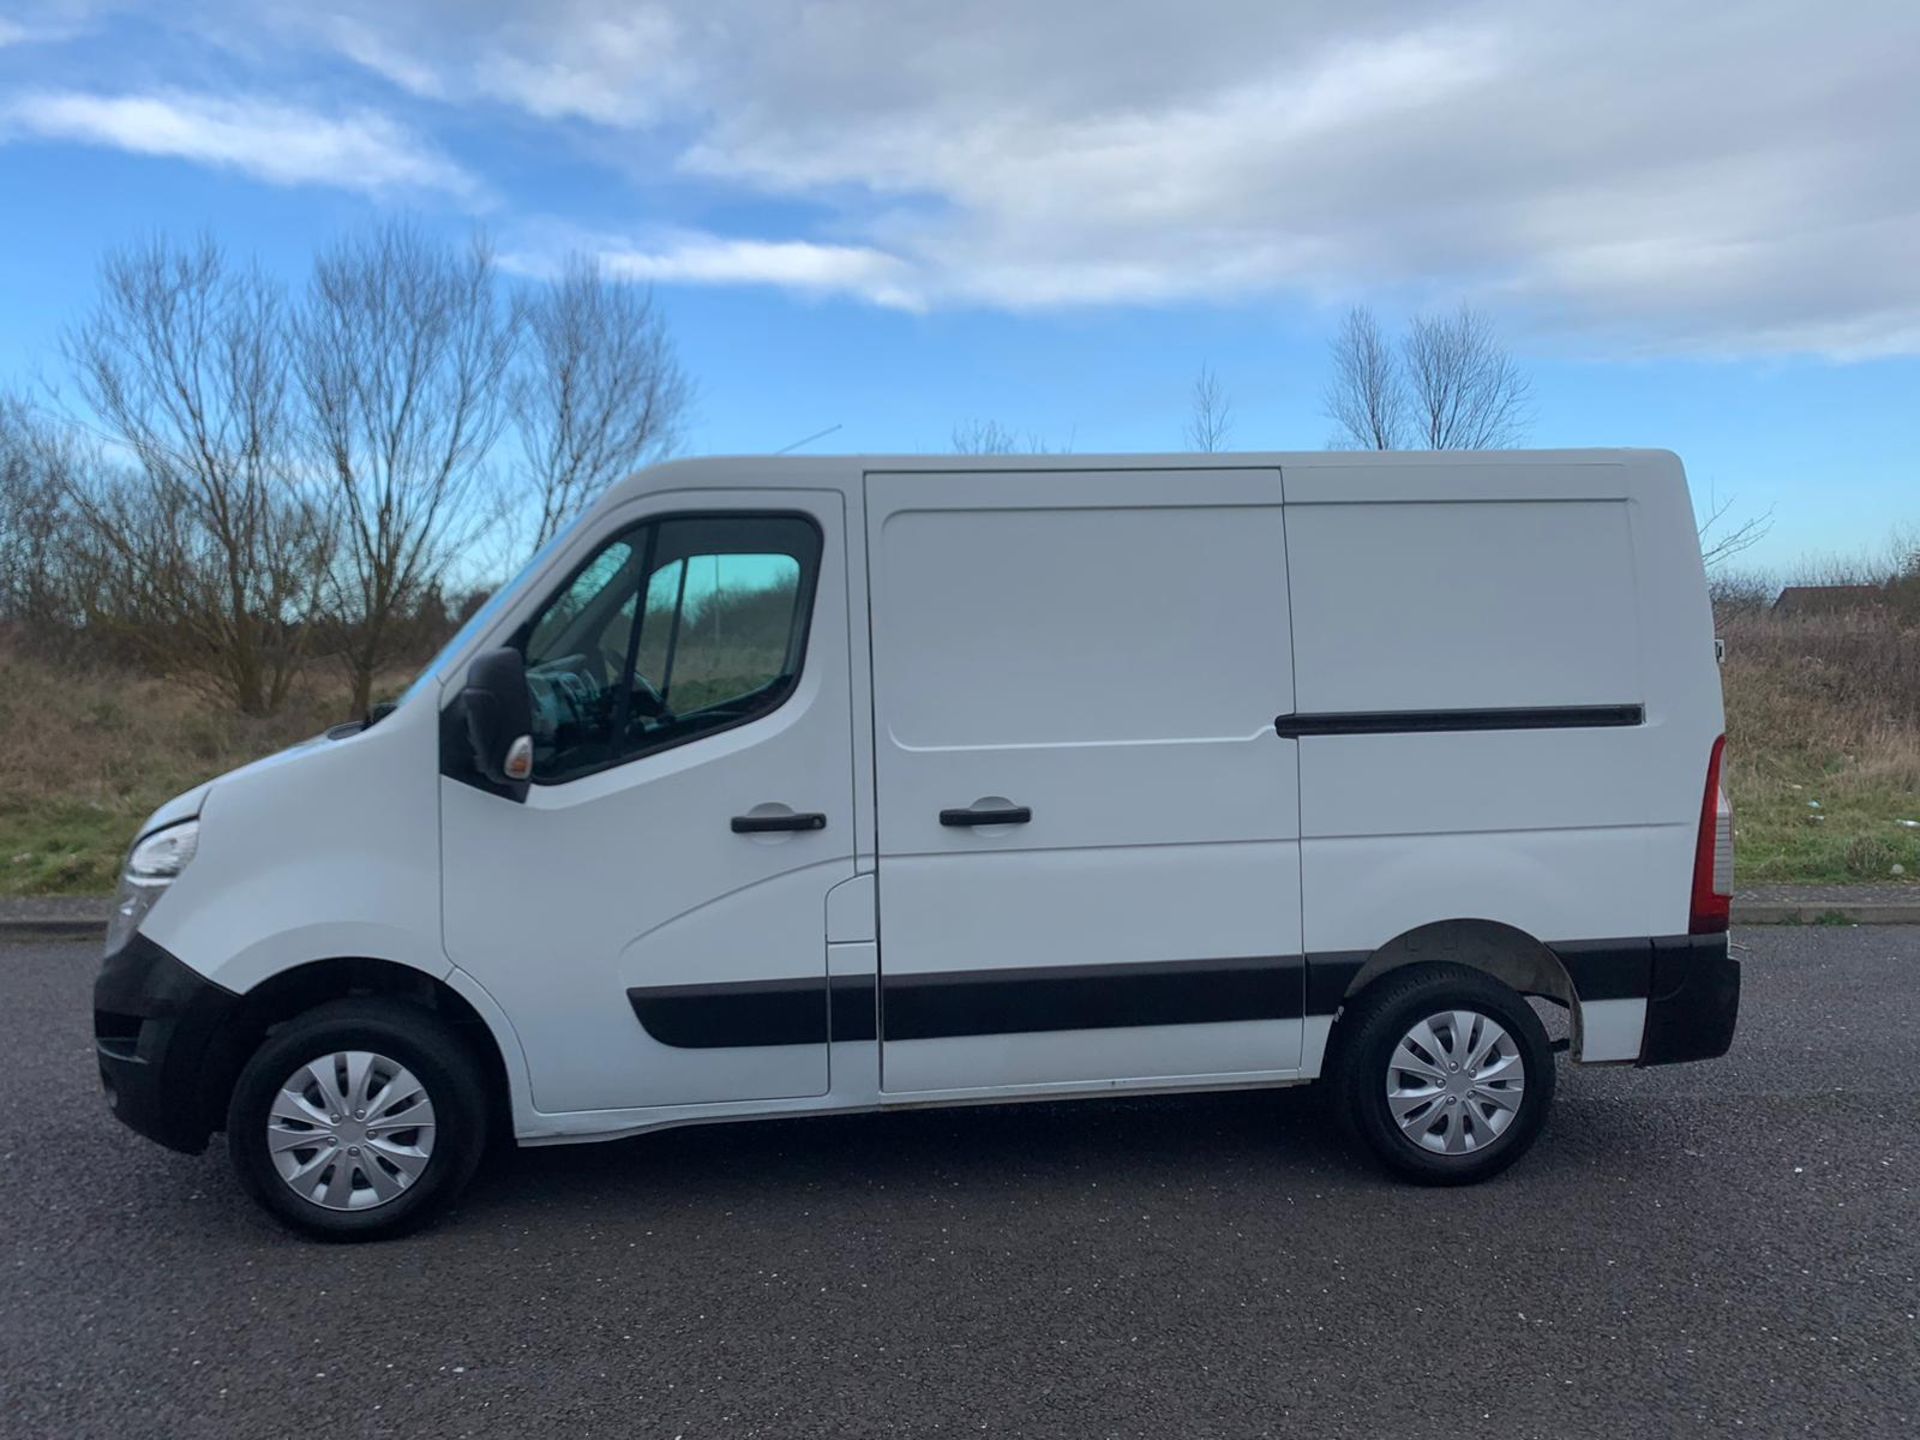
[950,418,1021,455]
[949,418,1071,455]
[512,256,691,547]
[60,239,332,714]
[1707,566,1776,615]
[298,224,517,713]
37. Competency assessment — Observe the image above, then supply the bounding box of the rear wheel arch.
[1342,918,1575,1004]
[1326,919,1579,1061]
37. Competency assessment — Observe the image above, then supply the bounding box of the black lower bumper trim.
[1638,933,1739,1065]
[94,933,239,1154]
[630,956,1305,1049]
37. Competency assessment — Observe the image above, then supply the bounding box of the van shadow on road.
[453,1069,1671,1234]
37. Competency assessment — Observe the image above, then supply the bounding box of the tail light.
[1690,735,1733,934]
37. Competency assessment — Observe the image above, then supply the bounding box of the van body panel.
[1284,496,1639,713]
[140,696,448,996]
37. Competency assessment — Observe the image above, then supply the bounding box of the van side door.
[865,467,1304,1096]
[441,490,857,1115]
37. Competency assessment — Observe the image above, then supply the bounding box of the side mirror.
[461,648,534,787]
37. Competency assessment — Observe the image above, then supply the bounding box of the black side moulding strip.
[1275,705,1644,739]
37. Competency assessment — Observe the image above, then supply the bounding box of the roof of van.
[597,448,1686,508]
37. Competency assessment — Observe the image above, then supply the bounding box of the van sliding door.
[865,467,1304,1096]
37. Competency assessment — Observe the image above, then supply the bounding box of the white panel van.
[94,451,1740,1239]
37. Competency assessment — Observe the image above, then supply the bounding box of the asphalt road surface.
[2,929,1915,1440]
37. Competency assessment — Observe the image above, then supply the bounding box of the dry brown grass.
[1718,607,1920,883]
[0,645,382,894]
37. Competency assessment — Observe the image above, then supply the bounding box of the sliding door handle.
[939,804,1032,827]
[731,811,827,834]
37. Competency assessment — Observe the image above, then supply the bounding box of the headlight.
[105,819,199,954]
[127,820,199,881]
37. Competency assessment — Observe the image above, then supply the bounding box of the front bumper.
[1638,933,1740,1066]
[93,933,239,1154]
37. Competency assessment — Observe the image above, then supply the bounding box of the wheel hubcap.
[267,1051,437,1211]
[1386,1009,1525,1155]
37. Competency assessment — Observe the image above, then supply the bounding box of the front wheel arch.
[196,957,512,1151]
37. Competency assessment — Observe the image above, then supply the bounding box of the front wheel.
[1329,965,1555,1185]
[227,998,490,1241]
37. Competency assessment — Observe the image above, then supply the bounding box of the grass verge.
[0,649,367,897]
[1721,609,1920,885]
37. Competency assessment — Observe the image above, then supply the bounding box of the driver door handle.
[731,811,827,834]
[939,804,1032,827]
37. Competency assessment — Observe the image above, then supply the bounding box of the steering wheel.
[628,671,671,722]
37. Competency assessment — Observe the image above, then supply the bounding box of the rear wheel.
[227,998,489,1241]
[1329,965,1554,1185]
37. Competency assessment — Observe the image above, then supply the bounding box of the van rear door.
[866,466,1304,1095]
[1281,458,1667,1061]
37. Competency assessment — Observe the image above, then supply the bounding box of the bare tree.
[1324,303,1531,452]
[1403,305,1532,449]
[513,256,691,548]
[60,240,331,713]
[1185,363,1233,452]
[0,392,80,628]
[1323,305,1406,450]
[1696,484,1775,571]
[1890,522,1920,583]
[298,225,518,713]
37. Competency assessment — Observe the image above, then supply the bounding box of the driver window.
[519,514,820,784]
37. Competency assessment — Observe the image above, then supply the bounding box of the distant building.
[1770,584,1887,617]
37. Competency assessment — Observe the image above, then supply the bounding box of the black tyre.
[227,998,490,1241]
[1329,964,1555,1185]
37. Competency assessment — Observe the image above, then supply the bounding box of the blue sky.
[1,1,1916,573]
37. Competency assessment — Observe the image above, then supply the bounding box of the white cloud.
[510,231,921,308]
[278,0,690,127]
[472,6,686,126]
[642,0,1920,353]
[0,90,484,203]
[318,17,448,100]
[0,1,110,51]
[49,0,1920,355]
